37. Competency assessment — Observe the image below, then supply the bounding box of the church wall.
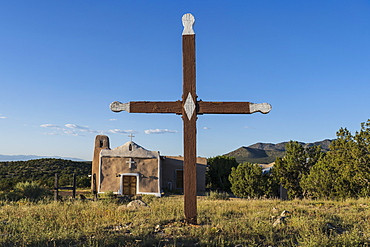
[100,156,159,194]
[161,157,183,191]
[162,156,207,193]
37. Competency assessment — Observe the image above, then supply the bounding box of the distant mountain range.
[224,139,333,164]
[0,139,333,163]
[0,154,86,162]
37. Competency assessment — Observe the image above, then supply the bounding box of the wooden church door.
[122,176,137,195]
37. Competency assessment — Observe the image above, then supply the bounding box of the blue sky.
[1,1,369,160]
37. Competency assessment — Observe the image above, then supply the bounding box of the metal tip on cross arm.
[110,101,130,113]
[182,13,195,35]
[250,103,272,114]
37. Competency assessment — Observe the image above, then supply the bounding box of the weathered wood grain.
[198,101,251,114]
[182,31,197,224]
[198,102,271,114]
[130,101,182,114]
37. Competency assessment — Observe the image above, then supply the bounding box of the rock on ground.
[126,200,148,209]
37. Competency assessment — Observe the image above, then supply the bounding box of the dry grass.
[1,196,370,246]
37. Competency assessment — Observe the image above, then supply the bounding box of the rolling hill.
[0,158,91,190]
[224,139,333,164]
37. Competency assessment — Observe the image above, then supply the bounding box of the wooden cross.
[110,13,271,224]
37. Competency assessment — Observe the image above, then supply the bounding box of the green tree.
[273,141,322,199]
[302,121,370,199]
[229,162,272,198]
[300,158,337,199]
[206,156,239,191]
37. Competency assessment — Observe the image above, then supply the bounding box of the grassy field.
[1,195,370,246]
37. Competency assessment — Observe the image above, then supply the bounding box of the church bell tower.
[91,135,110,191]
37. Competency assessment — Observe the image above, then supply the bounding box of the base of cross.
[186,217,197,225]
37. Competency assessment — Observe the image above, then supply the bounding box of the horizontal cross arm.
[198,101,272,114]
[110,101,182,114]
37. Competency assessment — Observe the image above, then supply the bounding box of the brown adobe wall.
[162,156,207,193]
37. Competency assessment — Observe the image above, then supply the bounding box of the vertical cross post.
[181,13,197,224]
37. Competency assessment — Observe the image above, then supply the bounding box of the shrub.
[206,190,230,200]
[0,190,22,201]
[14,181,52,201]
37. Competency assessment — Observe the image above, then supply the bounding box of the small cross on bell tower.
[128,133,135,142]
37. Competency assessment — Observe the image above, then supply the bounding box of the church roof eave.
[100,141,159,159]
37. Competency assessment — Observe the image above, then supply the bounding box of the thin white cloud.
[65,124,89,130]
[40,123,133,136]
[65,124,98,133]
[110,129,128,134]
[144,129,177,134]
[0,114,7,119]
[43,132,61,136]
[41,123,93,136]
[244,126,254,129]
[109,118,118,121]
[40,124,63,130]
[64,130,81,136]
[203,127,210,130]
[109,129,136,134]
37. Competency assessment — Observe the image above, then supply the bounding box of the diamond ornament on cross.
[110,13,271,224]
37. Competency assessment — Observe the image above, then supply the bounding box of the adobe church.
[91,135,207,197]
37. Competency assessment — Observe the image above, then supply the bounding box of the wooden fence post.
[72,173,76,199]
[93,173,98,201]
[54,173,77,201]
[54,173,59,201]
